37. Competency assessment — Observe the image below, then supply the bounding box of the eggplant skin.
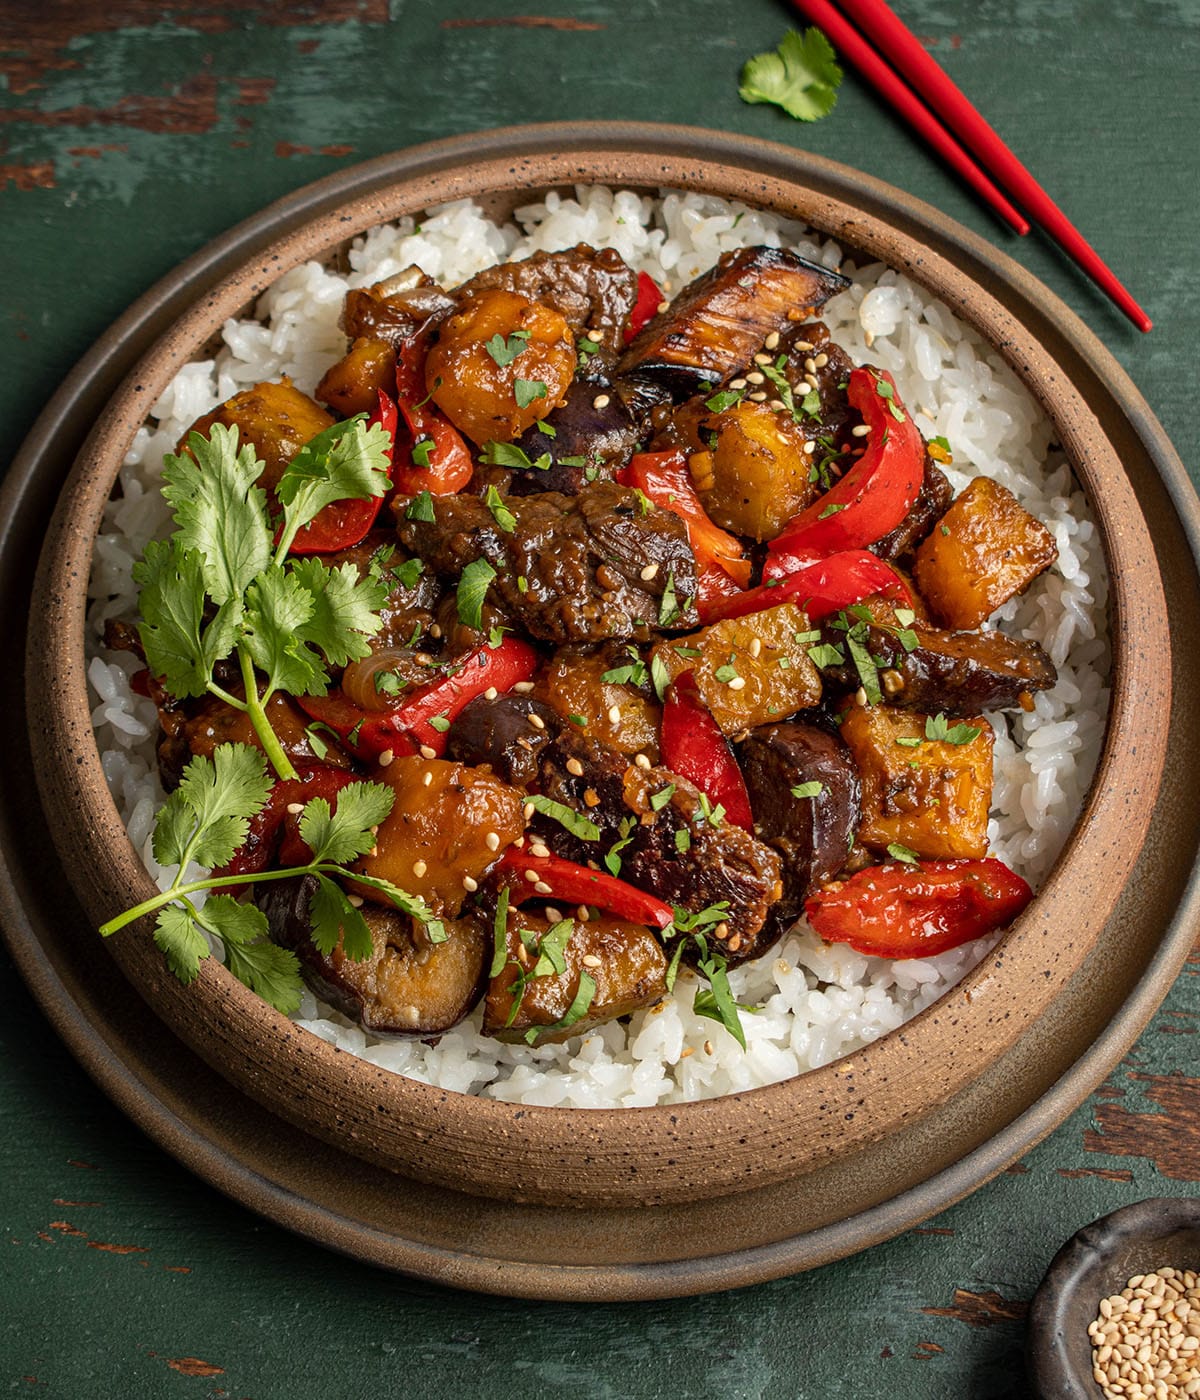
[258,876,488,1038]
[616,246,850,401]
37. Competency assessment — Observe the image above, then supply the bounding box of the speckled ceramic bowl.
[1028,1198,1200,1397]
[19,126,1177,1229]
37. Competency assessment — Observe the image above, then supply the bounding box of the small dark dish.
[1028,1197,1200,1397]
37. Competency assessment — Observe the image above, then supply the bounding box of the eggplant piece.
[505,377,641,494]
[531,728,784,965]
[616,246,849,402]
[453,244,638,370]
[341,270,456,348]
[259,876,487,1037]
[483,911,668,1044]
[818,622,1058,717]
[445,693,561,786]
[739,722,860,920]
[872,456,955,563]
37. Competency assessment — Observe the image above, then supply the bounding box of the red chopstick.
[820,0,1153,333]
[785,0,1029,237]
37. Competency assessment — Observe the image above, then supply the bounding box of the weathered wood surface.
[2,2,1199,1395]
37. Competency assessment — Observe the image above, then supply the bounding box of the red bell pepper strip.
[295,636,539,762]
[496,849,674,931]
[390,334,473,495]
[660,672,753,831]
[763,367,925,580]
[699,549,912,625]
[623,271,665,344]
[211,764,361,889]
[285,390,398,555]
[618,450,752,590]
[805,857,1033,960]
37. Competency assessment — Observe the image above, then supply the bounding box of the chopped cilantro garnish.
[514,378,547,409]
[484,329,530,367]
[456,557,497,632]
[790,781,824,799]
[887,842,920,865]
[405,490,435,522]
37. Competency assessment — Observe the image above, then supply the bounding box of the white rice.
[86,188,1110,1107]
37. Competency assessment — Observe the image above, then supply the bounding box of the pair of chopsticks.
[791,0,1152,332]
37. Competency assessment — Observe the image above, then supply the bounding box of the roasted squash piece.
[484,912,668,1044]
[426,288,576,445]
[690,400,817,540]
[839,703,994,860]
[260,876,488,1037]
[355,757,525,915]
[650,603,822,735]
[181,379,334,495]
[914,475,1058,629]
[533,644,661,760]
[315,336,397,418]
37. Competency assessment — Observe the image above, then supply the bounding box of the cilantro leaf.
[153,744,273,870]
[490,885,511,978]
[153,904,210,983]
[405,490,436,522]
[299,781,394,866]
[222,936,304,1014]
[162,424,272,605]
[457,557,497,632]
[790,781,824,799]
[738,28,842,123]
[288,556,389,669]
[531,919,574,978]
[694,951,747,1048]
[484,330,530,367]
[274,417,392,538]
[525,794,601,842]
[308,873,374,962]
[342,870,444,942]
[887,842,920,865]
[484,485,517,533]
[479,441,551,471]
[524,970,596,1044]
[134,540,241,699]
[241,564,325,698]
[514,378,547,409]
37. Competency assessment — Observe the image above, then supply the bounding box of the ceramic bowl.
[1027,1197,1200,1397]
[23,124,1172,1215]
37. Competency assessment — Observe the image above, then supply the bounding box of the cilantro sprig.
[136,421,392,781]
[99,744,441,1012]
[738,28,842,123]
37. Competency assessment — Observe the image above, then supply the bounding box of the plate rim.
[3,121,1199,1298]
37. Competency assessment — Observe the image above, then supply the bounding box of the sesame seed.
[419,744,437,760]
[639,562,659,581]
[729,377,748,390]
[544,906,562,923]
[769,399,786,412]
[422,770,433,786]
[523,869,541,884]
[794,338,813,350]
[592,393,611,409]
[634,753,651,770]
[864,329,875,347]
[428,622,442,639]
[533,881,553,895]
[804,356,817,374]
[714,922,730,941]
[855,686,868,706]
[727,933,743,952]
[753,352,772,366]
[803,439,816,455]
[851,423,871,437]
[607,704,622,725]
[286,802,304,815]
[577,905,590,921]
[513,680,535,693]
[486,831,501,851]
[484,686,498,700]
[727,675,746,691]
[581,954,602,968]
[412,859,428,878]
[748,637,762,658]
[347,894,363,907]
[748,391,767,402]
[814,352,829,368]
[528,713,546,731]
[656,299,669,313]
[378,749,395,767]
[530,843,552,860]
[703,1040,714,1056]
[764,330,780,350]
[523,802,535,820]
[745,370,765,385]
[804,373,820,389]
[566,757,585,777]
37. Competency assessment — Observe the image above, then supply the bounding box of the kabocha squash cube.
[650,602,822,735]
[839,704,994,860]
[690,400,816,541]
[914,475,1058,629]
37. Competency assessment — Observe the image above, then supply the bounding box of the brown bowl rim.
[24,122,1171,1210]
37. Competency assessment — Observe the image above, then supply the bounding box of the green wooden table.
[3,3,1198,1395]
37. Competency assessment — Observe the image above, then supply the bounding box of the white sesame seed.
[462,875,479,892]
[378,749,395,766]
[523,802,535,820]
[544,906,562,923]
[814,352,829,368]
[748,391,768,403]
[581,954,602,968]
[286,802,304,815]
[804,357,817,374]
[412,860,427,878]
[803,439,816,455]
[523,869,540,883]
[566,757,585,777]
[795,339,813,351]
[764,331,780,350]
[703,1040,714,1056]
[513,681,535,693]
[727,675,746,691]
[753,352,772,366]
[485,831,501,851]
[851,423,871,437]
[419,744,437,759]
[748,637,762,658]
[855,687,868,706]
[639,562,659,581]
[530,843,552,860]
[428,622,442,639]
[528,713,546,731]
[804,373,820,389]
[768,399,786,412]
[607,704,622,725]
[634,753,651,770]
[656,299,669,313]
[422,770,433,786]
[729,377,748,390]
[577,905,590,921]
[347,894,363,907]
[534,881,553,895]
[484,686,498,700]
[592,393,611,409]
[745,370,765,385]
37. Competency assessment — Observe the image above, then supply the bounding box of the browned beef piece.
[872,456,955,562]
[531,729,784,966]
[319,530,441,651]
[739,722,860,925]
[818,623,1058,716]
[617,246,849,402]
[341,272,456,347]
[503,377,641,494]
[445,692,561,786]
[454,244,638,371]
[395,482,698,645]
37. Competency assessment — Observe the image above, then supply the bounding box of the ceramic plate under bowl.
[4,124,1199,1298]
